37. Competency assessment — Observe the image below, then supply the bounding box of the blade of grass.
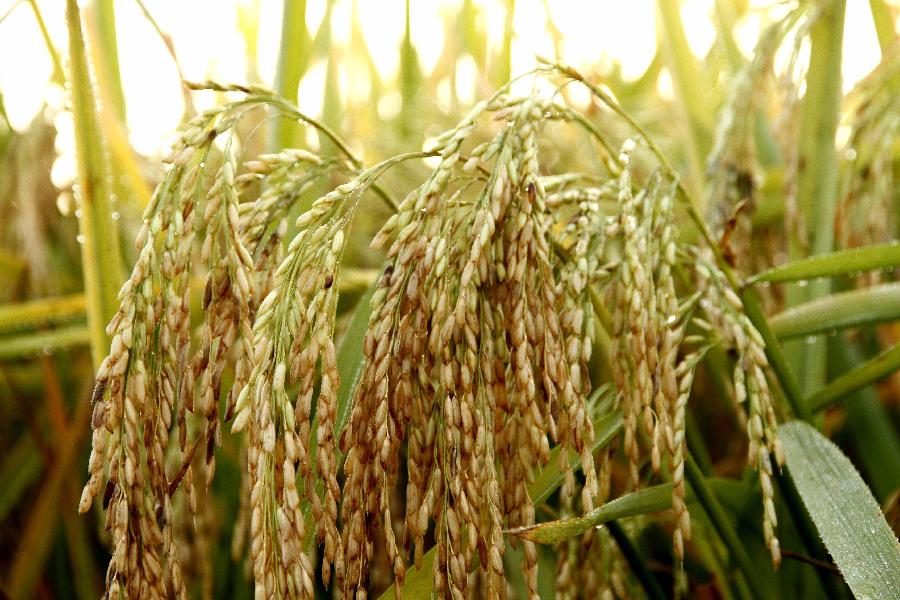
[780,421,900,599]
[748,242,900,284]
[334,284,376,437]
[511,484,672,544]
[381,410,623,599]
[0,294,86,334]
[66,0,124,367]
[769,282,900,340]
[807,340,900,413]
[0,325,91,359]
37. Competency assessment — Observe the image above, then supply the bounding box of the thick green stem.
[495,0,515,87]
[66,0,124,368]
[792,0,845,395]
[270,0,309,150]
[398,0,421,138]
[88,0,126,124]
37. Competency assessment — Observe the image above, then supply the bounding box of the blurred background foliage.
[0,0,898,598]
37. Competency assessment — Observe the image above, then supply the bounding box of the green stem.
[398,0,420,138]
[319,0,341,157]
[685,454,769,600]
[607,520,667,600]
[27,0,63,84]
[793,0,845,395]
[656,0,712,194]
[88,0,126,124]
[66,0,124,368]
[495,0,515,87]
[869,0,898,52]
[270,0,309,150]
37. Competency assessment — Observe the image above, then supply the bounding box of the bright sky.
[0,0,892,166]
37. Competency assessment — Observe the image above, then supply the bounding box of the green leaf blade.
[510,484,672,545]
[770,282,900,340]
[750,242,900,284]
[780,421,900,599]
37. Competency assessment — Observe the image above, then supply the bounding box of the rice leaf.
[780,421,900,599]
[335,283,376,436]
[302,283,375,548]
[770,282,900,339]
[0,294,86,335]
[808,341,900,413]
[0,325,90,359]
[510,484,672,544]
[750,243,900,284]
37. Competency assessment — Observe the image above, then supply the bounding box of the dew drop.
[74,208,83,219]
[797,280,808,288]
[111,211,121,221]
[804,335,817,345]
[76,234,86,244]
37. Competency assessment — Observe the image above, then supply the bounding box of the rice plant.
[2,1,900,599]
